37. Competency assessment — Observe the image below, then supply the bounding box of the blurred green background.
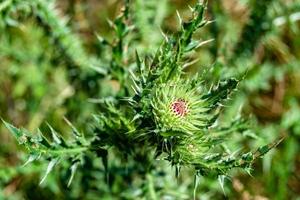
[0,0,300,199]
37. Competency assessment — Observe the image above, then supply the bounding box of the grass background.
[0,0,300,199]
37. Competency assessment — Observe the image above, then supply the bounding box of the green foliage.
[0,0,104,76]
[233,0,275,57]
[2,119,89,185]
[1,0,300,199]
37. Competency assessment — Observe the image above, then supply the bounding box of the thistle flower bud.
[151,80,212,136]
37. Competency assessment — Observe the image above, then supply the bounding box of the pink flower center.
[170,99,188,117]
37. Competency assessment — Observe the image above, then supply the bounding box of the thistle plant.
[1,0,283,198]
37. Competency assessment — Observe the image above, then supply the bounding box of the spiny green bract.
[150,78,238,137]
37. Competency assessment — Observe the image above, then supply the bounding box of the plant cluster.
[1,0,299,199]
[2,0,279,187]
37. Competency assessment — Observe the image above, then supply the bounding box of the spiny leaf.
[202,78,239,108]
[180,2,206,48]
[37,129,52,148]
[22,153,40,167]
[193,174,200,200]
[67,161,80,187]
[253,136,285,159]
[47,123,68,148]
[40,158,59,185]
[218,175,226,195]
[2,120,23,140]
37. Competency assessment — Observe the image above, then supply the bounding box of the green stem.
[146,173,157,200]
[41,147,88,156]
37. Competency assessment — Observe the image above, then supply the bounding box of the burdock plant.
[2,0,281,196]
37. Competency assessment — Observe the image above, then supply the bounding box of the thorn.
[67,162,79,187]
[176,10,182,26]
[218,175,226,196]
[206,20,215,25]
[46,123,61,145]
[40,158,59,185]
[183,58,200,69]
[106,18,114,28]
[22,154,38,167]
[188,5,194,13]
[195,38,214,49]
[193,174,200,200]
[131,85,139,95]
[159,28,169,42]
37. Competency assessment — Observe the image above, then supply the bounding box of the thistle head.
[172,136,206,164]
[150,80,212,137]
[149,76,239,138]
